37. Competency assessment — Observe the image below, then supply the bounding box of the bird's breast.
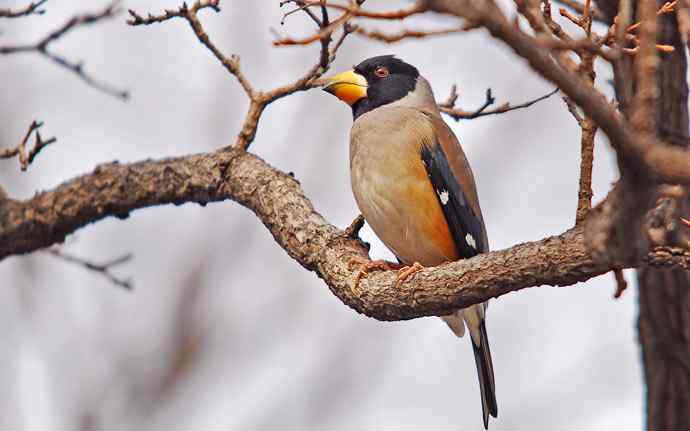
[349,107,458,265]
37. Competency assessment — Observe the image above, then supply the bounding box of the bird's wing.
[420,114,488,257]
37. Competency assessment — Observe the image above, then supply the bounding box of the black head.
[352,55,419,118]
[322,55,420,119]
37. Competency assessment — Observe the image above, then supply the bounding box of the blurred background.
[0,1,641,430]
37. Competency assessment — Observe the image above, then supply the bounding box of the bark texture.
[0,146,630,320]
[636,4,690,429]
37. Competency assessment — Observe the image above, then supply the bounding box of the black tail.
[471,321,497,429]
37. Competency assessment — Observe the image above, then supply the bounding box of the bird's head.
[322,55,421,119]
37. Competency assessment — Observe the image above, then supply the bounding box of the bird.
[321,55,498,429]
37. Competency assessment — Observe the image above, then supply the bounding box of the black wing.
[420,142,487,258]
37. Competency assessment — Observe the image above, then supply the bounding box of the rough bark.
[0,146,629,320]
[1,144,687,320]
[636,4,690,429]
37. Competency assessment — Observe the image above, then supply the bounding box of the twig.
[612,268,628,298]
[273,9,352,46]
[0,1,128,100]
[626,0,677,33]
[354,25,467,43]
[0,0,47,18]
[280,0,425,20]
[563,96,584,125]
[126,0,220,25]
[575,114,597,225]
[439,87,559,121]
[516,0,581,72]
[559,0,598,226]
[273,0,425,46]
[0,121,56,171]
[553,0,606,23]
[46,248,133,289]
[130,0,353,150]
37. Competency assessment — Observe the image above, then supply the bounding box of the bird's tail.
[471,320,498,429]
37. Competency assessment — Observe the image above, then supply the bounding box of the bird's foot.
[348,256,403,285]
[395,262,425,288]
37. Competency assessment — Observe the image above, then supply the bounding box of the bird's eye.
[374,66,390,78]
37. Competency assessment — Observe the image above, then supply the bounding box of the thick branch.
[1,148,686,320]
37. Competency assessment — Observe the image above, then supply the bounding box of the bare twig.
[354,25,467,43]
[612,268,628,298]
[46,248,133,289]
[576,117,597,224]
[126,0,220,25]
[626,0,677,33]
[0,121,56,171]
[439,87,559,121]
[563,96,584,125]
[280,0,425,20]
[273,0,426,46]
[0,0,47,18]
[272,0,690,184]
[553,0,606,23]
[557,0,599,225]
[130,0,353,149]
[273,9,352,46]
[0,1,128,100]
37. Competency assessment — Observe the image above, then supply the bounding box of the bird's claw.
[395,262,424,288]
[348,257,402,285]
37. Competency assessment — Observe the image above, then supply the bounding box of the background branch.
[0,0,47,18]
[46,248,133,289]
[0,120,56,171]
[129,0,352,150]
[439,86,559,121]
[0,1,128,100]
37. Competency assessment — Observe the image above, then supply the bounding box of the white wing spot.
[465,233,477,249]
[438,189,449,205]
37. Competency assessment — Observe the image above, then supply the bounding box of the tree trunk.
[636,4,690,430]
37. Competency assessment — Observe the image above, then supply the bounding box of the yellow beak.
[322,70,368,105]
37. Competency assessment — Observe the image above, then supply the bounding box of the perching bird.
[322,55,497,429]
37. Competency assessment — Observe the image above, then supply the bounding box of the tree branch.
[438,86,559,121]
[0,120,56,171]
[0,1,128,100]
[555,0,607,22]
[46,248,133,289]
[0,0,47,18]
[129,0,352,150]
[0,146,687,320]
[353,25,467,43]
[2,0,688,325]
